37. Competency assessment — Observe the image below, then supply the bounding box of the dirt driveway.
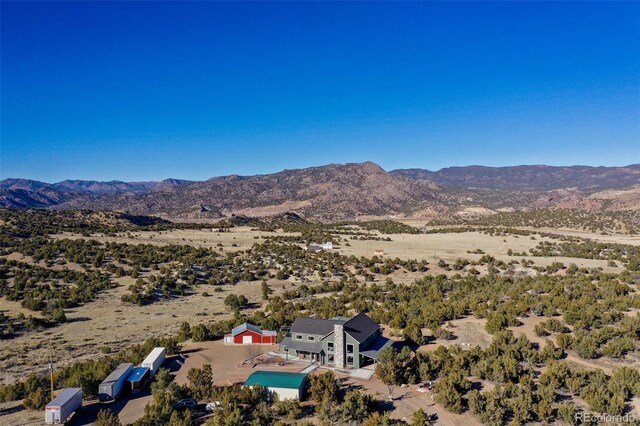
[174,340,299,387]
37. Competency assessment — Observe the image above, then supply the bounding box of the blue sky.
[2,1,639,182]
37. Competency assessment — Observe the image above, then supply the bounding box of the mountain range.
[2,162,639,220]
[391,164,640,191]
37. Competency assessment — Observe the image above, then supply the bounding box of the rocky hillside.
[2,162,639,220]
[56,162,441,220]
[391,164,640,191]
[0,178,192,209]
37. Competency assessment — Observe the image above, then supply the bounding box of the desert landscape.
[1,208,639,425]
[2,223,620,384]
[2,1,639,425]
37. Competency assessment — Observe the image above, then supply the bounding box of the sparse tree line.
[428,208,640,235]
[529,239,640,271]
[13,237,217,270]
[0,208,234,240]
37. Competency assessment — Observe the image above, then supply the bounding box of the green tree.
[375,346,414,399]
[95,409,122,426]
[261,281,270,301]
[609,366,640,399]
[536,400,554,423]
[363,411,394,426]
[23,386,48,410]
[574,333,598,359]
[224,294,248,311]
[480,390,507,426]
[434,372,470,414]
[317,396,342,425]
[411,408,431,426]
[273,399,302,421]
[191,323,209,342]
[206,404,245,426]
[309,372,340,405]
[187,364,213,399]
[49,307,67,323]
[468,390,486,415]
[557,402,577,425]
[177,321,191,341]
[341,390,375,423]
[167,409,192,426]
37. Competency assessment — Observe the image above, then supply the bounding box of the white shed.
[243,371,308,400]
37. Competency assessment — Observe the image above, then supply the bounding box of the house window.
[346,344,354,354]
[347,355,354,366]
[308,336,315,341]
[328,355,334,364]
[327,342,334,352]
[295,335,302,340]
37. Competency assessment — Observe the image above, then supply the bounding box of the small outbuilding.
[305,242,333,251]
[224,323,277,345]
[243,371,308,400]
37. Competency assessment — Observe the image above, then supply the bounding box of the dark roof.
[289,317,346,336]
[244,371,307,389]
[231,322,263,336]
[280,336,323,353]
[100,363,134,386]
[288,313,380,342]
[360,335,394,360]
[343,313,380,343]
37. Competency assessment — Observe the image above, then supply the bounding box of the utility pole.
[48,353,54,401]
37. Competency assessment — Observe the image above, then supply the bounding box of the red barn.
[224,323,277,345]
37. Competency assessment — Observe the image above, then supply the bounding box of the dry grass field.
[56,225,629,270]
[337,230,620,272]
[0,269,279,386]
[52,227,289,252]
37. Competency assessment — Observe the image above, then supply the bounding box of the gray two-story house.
[279,313,393,369]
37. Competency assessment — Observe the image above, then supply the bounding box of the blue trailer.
[127,367,150,393]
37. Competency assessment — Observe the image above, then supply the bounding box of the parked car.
[416,382,433,393]
[205,401,223,412]
[174,398,197,409]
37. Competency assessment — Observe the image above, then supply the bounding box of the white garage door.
[243,335,253,344]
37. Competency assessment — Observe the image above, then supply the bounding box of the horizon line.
[1,160,639,184]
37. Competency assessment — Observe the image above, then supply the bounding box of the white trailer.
[99,363,134,402]
[141,347,165,377]
[45,388,82,424]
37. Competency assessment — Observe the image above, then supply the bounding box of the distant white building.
[305,242,333,251]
